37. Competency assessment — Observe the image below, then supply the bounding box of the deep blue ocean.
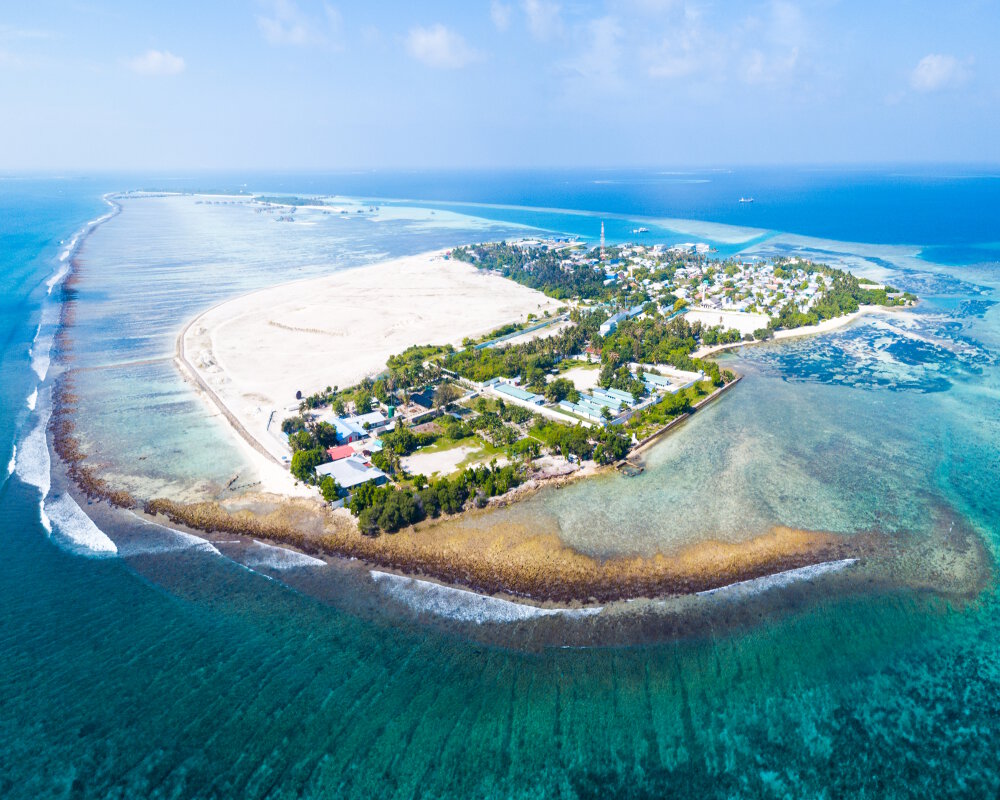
[2,168,1000,798]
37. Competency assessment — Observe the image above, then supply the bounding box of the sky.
[0,0,998,170]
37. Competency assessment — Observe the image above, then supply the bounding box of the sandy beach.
[178,250,560,486]
[691,304,898,358]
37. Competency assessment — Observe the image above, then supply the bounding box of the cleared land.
[179,250,561,475]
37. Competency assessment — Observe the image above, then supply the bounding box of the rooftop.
[316,455,387,489]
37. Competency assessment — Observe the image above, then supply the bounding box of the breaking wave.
[242,540,326,570]
[15,401,51,498]
[697,559,858,600]
[370,571,603,624]
[43,493,118,557]
[117,512,222,557]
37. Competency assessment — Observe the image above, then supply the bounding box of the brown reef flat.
[139,490,973,605]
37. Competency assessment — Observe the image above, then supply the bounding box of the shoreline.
[691,304,905,359]
[46,192,991,612]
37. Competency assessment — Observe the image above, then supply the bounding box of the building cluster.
[524,238,831,319]
[671,259,827,315]
[309,409,395,494]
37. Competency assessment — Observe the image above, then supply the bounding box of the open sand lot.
[559,364,601,393]
[685,308,770,336]
[179,250,560,478]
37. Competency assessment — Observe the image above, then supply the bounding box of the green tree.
[289,430,316,452]
[290,448,326,483]
[544,377,577,403]
[319,475,341,502]
[434,381,462,408]
[313,422,338,448]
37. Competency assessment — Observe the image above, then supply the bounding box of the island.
[51,193,977,607]
[74,229,935,604]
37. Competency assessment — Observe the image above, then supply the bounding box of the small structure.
[494,382,545,405]
[599,303,646,337]
[325,444,355,462]
[348,410,390,432]
[599,311,628,337]
[331,416,367,444]
[316,455,387,491]
[409,387,435,409]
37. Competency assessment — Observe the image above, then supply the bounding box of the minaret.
[600,221,606,260]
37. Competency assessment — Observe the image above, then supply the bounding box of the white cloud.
[406,24,481,69]
[126,49,185,76]
[741,46,800,85]
[522,0,562,41]
[643,6,717,79]
[910,53,970,92]
[562,16,623,88]
[491,1,512,32]
[0,25,55,41]
[257,0,320,46]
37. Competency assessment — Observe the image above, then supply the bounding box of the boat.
[739,197,755,204]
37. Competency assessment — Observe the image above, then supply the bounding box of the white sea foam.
[5,445,15,479]
[30,347,50,381]
[26,388,37,411]
[370,571,603,624]
[242,540,326,570]
[46,261,71,294]
[43,493,118,557]
[118,511,222,557]
[46,197,118,295]
[15,406,51,497]
[31,303,61,382]
[696,558,858,600]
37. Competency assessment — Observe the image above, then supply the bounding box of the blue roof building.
[494,383,545,405]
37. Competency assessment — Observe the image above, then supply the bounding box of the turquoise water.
[2,171,1000,797]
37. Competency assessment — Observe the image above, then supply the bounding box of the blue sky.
[1,1,997,169]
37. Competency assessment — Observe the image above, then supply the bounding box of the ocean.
[1,168,999,798]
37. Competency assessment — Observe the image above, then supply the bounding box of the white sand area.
[401,446,479,478]
[684,308,770,337]
[178,250,559,493]
[559,365,601,393]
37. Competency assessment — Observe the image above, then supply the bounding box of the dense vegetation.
[599,314,731,385]
[348,462,525,535]
[529,420,630,464]
[443,310,602,384]
[768,263,916,331]
[452,242,613,301]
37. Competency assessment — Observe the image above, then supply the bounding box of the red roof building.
[326,444,356,461]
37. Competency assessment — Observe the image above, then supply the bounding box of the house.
[348,410,390,432]
[409,387,435,409]
[599,304,646,337]
[331,416,367,444]
[315,455,388,491]
[325,444,355,461]
[599,311,628,336]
